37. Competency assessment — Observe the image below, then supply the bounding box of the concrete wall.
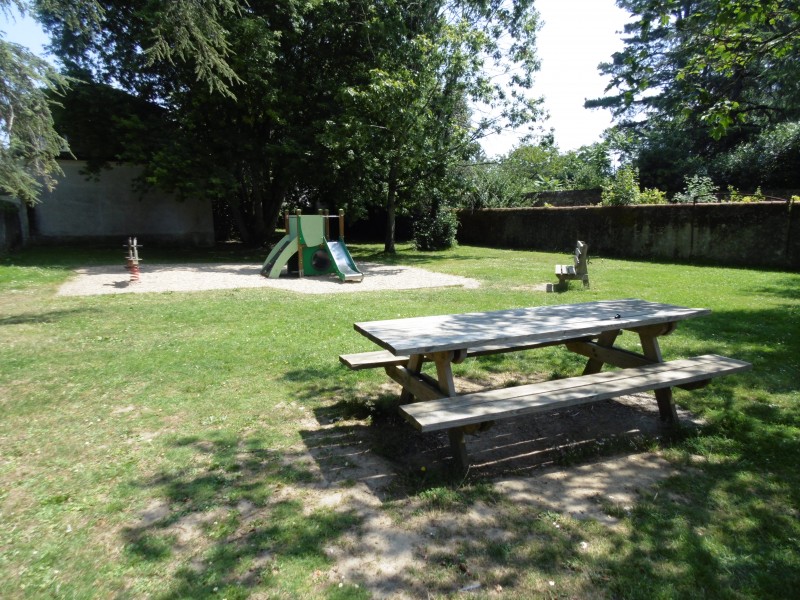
[457,202,800,269]
[32,161,214,246]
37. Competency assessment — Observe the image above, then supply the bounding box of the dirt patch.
[57,262,480,296]
[293,383,701,597]
[122,386,698,598]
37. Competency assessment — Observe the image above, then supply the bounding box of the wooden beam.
[385,365,446,405]
[582,329,620,375]
[567,341,653,369]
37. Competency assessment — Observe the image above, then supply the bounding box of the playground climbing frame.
[261,210,363,282]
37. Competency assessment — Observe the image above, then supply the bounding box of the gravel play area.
[57,262,481,296]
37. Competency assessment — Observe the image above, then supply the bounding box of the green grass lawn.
[1,244,798,599]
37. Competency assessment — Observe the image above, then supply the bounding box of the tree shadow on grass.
[299,383,800,598]
[300,385,702,498]
[121,431,369,598]
[589,437,800,597]
[678,307,799,392]
[0,307,90,325]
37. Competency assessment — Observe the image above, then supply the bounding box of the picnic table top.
[354,299,710,356]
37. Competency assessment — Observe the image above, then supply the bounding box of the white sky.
[481,0,630,156]
[2,0,630,156]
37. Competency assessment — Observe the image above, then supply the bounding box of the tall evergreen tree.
[1,0,242,204]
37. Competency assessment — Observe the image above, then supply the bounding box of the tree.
[460,138,612,209]
[1,0,243,204]
[42,0,543,250]
[303,1,543,252]
[589,0,800,137]
[0,30,66,203]
[588,0,800,192]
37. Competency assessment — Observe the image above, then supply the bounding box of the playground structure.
[261,210,363,282]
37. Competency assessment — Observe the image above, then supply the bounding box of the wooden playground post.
[324,209,330,239]
[338,209,345,240]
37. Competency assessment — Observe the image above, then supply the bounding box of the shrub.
[639,187,667,204]
[673,174,719,203]
[413,206,458,251]
[601,166,641,205]
[740,187,766,203]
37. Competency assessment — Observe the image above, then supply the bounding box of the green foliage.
[726,186,767,203]
[461,161,527,209]
[1,0,252,205]
[593,0,800,138]
[639,187,667,204]
[412,206,458,251]
[461,139,611,208]
[712,121,800,189]
[673,174,719,204]
[601,165,641,206]
[318,1,543,252]
[589,1,800,194]
[0,29,68,203]
[39,1,544,250]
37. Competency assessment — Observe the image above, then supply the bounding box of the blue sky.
[1,0,630,156]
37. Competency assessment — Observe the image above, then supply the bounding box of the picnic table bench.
[341,299,751,472]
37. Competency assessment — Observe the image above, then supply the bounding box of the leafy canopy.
[42,1,543,250]
[0,0,247,204]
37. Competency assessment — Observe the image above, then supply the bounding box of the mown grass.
[1,244,798,598]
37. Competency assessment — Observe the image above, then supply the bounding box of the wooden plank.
[339,350,408,370]
[354,299,711,356]
[400,355,751,432]
[580,329,620,375]
[340,336,598,370]
[638,330,677,421]
[399,354,424,404]
[567,340,652,369]
[384,365,446,402]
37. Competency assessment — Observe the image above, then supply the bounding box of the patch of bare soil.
[124,379,701,598]
[292,379,702,597]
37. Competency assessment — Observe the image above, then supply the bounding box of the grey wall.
[457,202,800,270]
[32,161,214,246]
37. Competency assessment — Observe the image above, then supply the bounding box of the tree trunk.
[384,163,398,254]
[264,176,287,241]
[251,184,267,245]
[229,197,252,246]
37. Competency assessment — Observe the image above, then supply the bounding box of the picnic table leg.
[448,428,469,474]
[433,353,457,396]
[399,354,424,404]
[432,351,471,473]
[639,333,679,423]
[581,329,620,375]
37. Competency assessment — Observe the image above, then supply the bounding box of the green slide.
[325,240,363,282]
[260,234,295,278]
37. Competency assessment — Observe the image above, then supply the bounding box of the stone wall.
[457,202,800,269]
[31,161,214,246]
[526,189,602,207]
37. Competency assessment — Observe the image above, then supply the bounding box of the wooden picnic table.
[345,299,751,472]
